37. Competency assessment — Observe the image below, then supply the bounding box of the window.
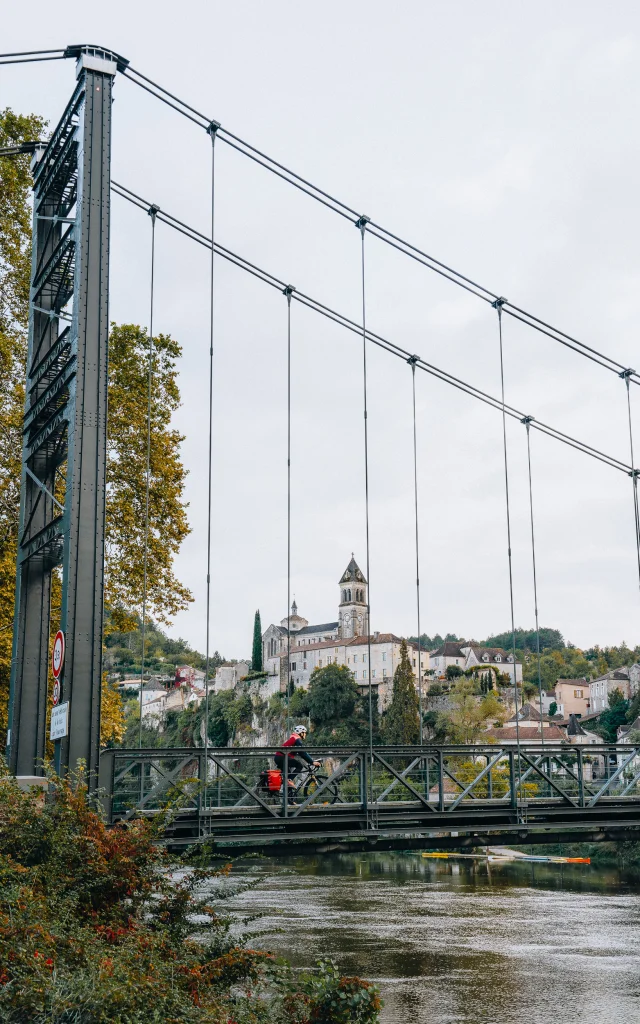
[413,659,416,666]
[319,659,323,667]
[382,652,387,662]
[372,670,376,678]
[363,654,367,662]
[495,656,501,663]
[290,663,296,672]
[354,655,358,663]
[347,589,352,601]
[383,668,387,677]
[303,662,307,670]
[574,689,583,698]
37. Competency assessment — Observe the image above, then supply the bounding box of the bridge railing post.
[576,748,585,807]
[97,747,115,824]
[509,750,517,809]
[361,750,368,812]
[437,750,445,812]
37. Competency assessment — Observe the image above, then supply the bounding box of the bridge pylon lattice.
[7,47,120,781]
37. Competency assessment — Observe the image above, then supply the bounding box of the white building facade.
[261,556,428,708]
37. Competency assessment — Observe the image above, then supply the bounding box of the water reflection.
[226,853,640,1024]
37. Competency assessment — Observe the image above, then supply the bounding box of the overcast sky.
[4,3,640,657]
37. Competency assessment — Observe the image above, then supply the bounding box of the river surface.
[226,852,640,1024]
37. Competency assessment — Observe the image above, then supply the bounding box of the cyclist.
[275,725,321,795]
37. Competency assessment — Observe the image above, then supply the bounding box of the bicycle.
[258,761,339,805]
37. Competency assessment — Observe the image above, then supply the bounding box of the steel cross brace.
[372,751,435,811]
[588,747,640,806]
[289,752,362,816]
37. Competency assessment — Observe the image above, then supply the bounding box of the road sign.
[52,680,61,706]
[50,701,69,741]
[52,630,65,680]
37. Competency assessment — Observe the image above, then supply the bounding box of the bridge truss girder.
[7,48,119,780]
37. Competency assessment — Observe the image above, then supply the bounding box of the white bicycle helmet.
[294,724,307,736]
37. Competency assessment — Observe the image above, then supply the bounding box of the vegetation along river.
[226,852,640,1024]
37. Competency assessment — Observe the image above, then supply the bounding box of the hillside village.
[107,555,640,752]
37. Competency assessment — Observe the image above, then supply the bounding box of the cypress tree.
[251,609,263,672]
[383,639,420,745]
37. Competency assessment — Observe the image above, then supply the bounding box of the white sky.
[4,2,640,657]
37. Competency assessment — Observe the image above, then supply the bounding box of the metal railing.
[99,743,640,840]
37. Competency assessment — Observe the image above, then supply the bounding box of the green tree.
[106,324,192,631]
[251,608,263,671]
[594,695,630,743]
[307,663,373,744]
[549,701,558,716]
[383,639,420,745]
[446,664,463,681]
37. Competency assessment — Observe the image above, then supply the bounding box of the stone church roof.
[339,554,367,585]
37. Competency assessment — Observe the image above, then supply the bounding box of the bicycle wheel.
[301,773,338,805]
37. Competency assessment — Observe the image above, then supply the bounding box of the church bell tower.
[338,554,368,639]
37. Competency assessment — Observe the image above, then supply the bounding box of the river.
[227,852,640,1024]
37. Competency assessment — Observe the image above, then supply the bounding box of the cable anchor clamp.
[407,354,420,367]
[207,120,221,138]
[355,215,370,236]
[148,203,160,220]
[629,468,640,479]
[491,296,508,310]
[520,415,535,426]
[619,368,636,379]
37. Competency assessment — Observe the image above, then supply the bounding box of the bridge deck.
[99,743,640,851]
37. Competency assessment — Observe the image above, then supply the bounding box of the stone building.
[261,555,429,708]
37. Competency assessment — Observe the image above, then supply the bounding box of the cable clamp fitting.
[355,215,370,236]
[207,120,221,138]
[148,203,160,220]
[520,415,535,426]
[629,468,640,479]
[491,296,508,310]
[283,284,295,297]
[407,354,420,366]
[619,368,636,379]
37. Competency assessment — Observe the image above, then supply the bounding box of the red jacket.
[277,733,314,764]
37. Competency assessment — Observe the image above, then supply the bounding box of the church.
[261,555,429,708]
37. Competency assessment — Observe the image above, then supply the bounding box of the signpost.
[50,702,69,741]
[52,630,65,681]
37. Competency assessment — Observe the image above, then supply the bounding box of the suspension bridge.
[3,44,640,852]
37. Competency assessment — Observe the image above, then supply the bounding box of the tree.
[105,324,192,631]
[444,678,506,743]
[549,701,558,716]
[251,609,263,671]
[383,639,420,745]
[307,663,373,744]
[594,696,630,743]
[446,664,463,681]
[100,674,126,746]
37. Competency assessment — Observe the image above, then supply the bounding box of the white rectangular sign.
[50,701,69,741]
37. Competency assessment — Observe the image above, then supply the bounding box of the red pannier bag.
[266,769,282,791]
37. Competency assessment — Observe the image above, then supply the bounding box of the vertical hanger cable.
[493,298,523,796]
[284,285,294,732]
[409,356,424,744]
[522,416,544,746]
[139,205,158,749]
[356,216,375,802]
[203,122,219,792]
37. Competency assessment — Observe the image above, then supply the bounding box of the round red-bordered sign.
[52,680,61,706]
[52,630,65,680]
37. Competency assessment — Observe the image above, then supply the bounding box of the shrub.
[0,767,381,1023]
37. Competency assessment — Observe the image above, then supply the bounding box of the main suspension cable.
[111,184,636,477]
[202,124,218,793]
[408,356,424,744]
[114,62,640,385]
[494,299,523,794]
[522,417,545,745]
[139,204,158,747]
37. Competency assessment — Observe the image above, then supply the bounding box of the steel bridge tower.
[7,46,123,782]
